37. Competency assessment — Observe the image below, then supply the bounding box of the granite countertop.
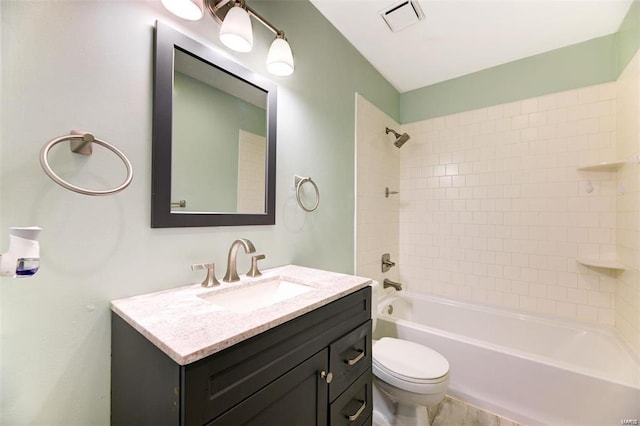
[110,265,371,365]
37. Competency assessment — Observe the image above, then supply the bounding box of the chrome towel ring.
[295,175,319,212]
[39,130,133,196]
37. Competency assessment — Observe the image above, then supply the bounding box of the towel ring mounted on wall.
[39,130,133,196]
[295,175,319,212]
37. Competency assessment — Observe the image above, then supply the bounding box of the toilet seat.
[373,337,449,393]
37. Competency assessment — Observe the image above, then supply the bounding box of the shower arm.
[385,127,401,138]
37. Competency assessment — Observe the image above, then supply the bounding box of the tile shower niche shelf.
[576,258,627,270]
[576,161,626,172]
[575,159,635,272]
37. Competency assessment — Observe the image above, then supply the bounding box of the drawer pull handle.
[320,370,333,383]
[345,350,365,366]
[346,400,366,422]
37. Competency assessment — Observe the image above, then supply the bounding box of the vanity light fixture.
[266,32,294,76]
[160,0,204,21]
[219,1,253,52]
[161,0,295,76]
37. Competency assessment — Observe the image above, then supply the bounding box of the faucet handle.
[247,254,266,277]
[191,263,220,287]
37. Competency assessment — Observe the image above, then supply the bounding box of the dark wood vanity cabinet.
[111,287,372,426]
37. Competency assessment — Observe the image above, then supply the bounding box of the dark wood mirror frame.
[152,21,277,228]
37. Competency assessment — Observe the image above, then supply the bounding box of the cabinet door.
[208,349,329,426]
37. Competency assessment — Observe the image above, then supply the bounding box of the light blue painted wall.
[0,1,398,424]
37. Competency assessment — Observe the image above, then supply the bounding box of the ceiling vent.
[380,0,424,32]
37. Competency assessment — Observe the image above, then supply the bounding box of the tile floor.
[429,396,522,426]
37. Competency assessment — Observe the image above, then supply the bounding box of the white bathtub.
[374,291,640,426]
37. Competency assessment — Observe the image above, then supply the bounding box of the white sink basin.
[198,278,314,313]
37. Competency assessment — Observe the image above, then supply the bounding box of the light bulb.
[160,0,204,20]
[219,6,253,53]
[266,37,294,76]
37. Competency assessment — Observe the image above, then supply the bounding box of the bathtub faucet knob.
[381,253,396,272]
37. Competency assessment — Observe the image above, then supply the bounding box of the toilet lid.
[373,337,449,383]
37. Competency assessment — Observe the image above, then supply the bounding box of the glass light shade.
[160,0,204,20]
[219,6,253,53]
[266,37,294,76]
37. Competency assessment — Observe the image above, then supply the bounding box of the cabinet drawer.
[329,320,371,401]
[330,370,372,426]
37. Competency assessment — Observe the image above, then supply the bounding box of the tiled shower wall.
[398,82,625,327]
[356,60,639,355]
[615,51,640,356]
[355,94,400,286]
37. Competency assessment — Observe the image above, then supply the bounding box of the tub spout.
[383,278,403,291]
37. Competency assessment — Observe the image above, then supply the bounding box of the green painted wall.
[400,34,618,123]
[0,0,398,424]
[3,0,635,422]
[617,0,640,74]
[400,0,640,124]
[173,71,266,212]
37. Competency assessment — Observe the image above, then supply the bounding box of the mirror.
[152,21,277,227]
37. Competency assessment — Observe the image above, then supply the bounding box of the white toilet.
[371,284,450,426]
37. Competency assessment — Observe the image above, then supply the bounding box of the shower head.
[394,132,411,148]
[385,127,411,148]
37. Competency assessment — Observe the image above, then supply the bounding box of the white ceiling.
[309,0,633,93]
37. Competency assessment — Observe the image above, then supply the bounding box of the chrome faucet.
[223,238,256,282]
[191,262,220,287]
